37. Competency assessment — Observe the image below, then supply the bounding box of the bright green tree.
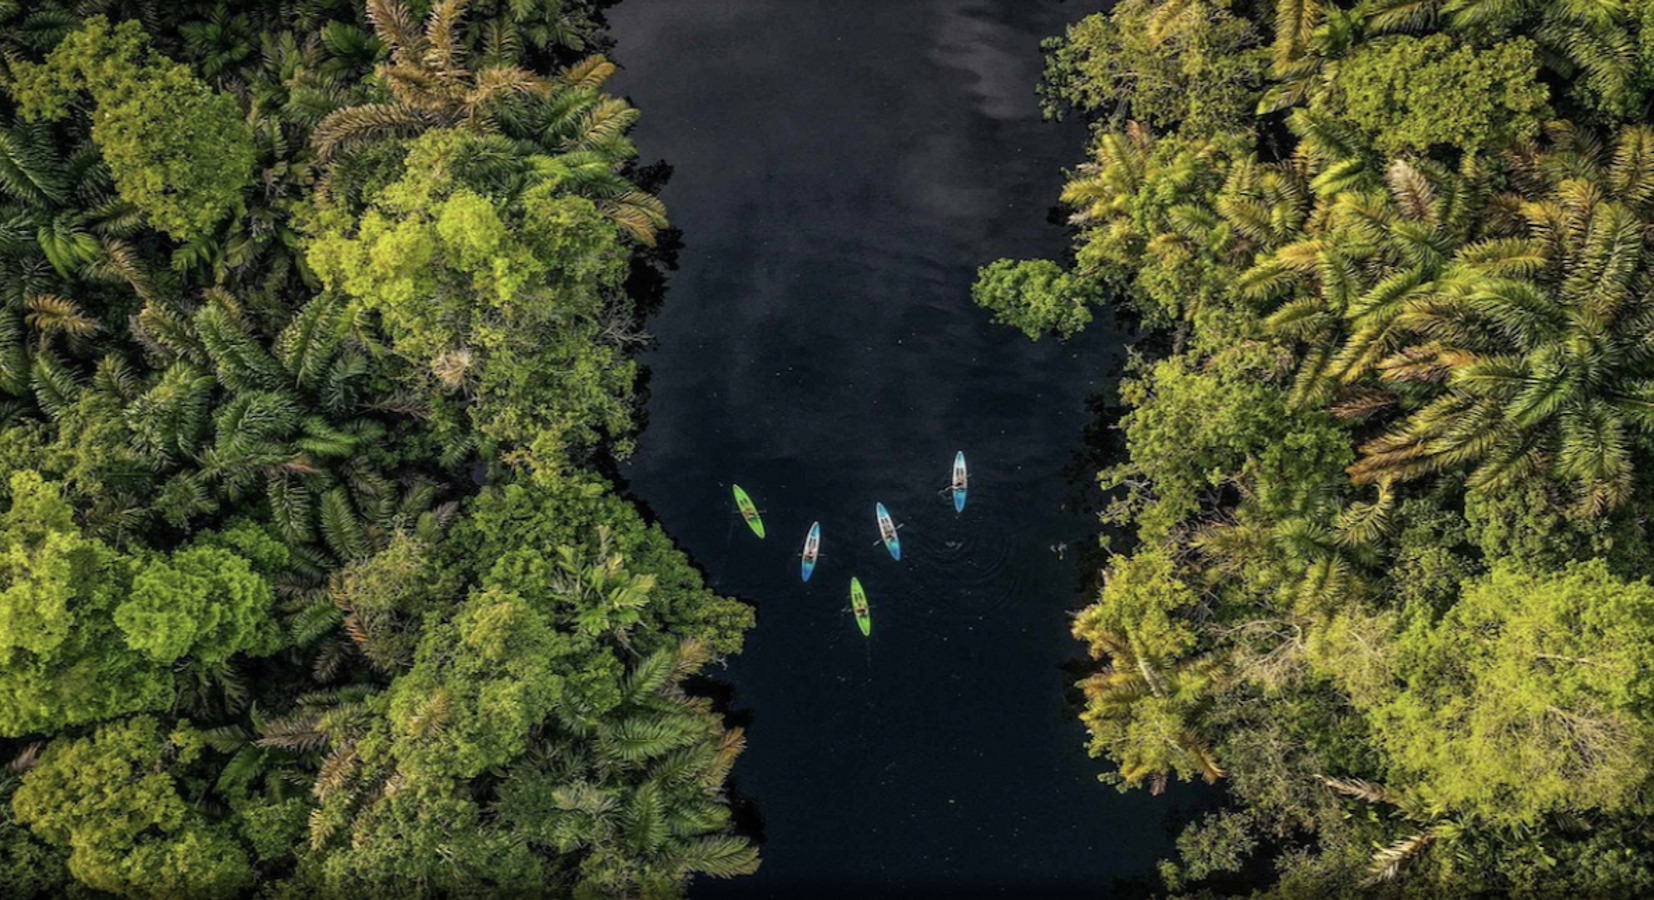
[1329,34,1549,157]
[306,128,635,461]
[1043,0,1267,136]
[971,258,1098,340]
[1348,562,1654,826]
[12,716,254,899]
[118,544,281,665]
[1102,353,1352,542]
[454,469,754,656]
[0,471,170,735]
[10,16,255,240]
[383,587,574,784]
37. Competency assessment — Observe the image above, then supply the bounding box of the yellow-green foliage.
[453,469,755,657]
[1347,562,1654,825]
[382,588,574,784]
[307,129,634,460]
[10,17,255,241]
[1079,547,1201,674]
[13,717,253,899]
[0,472,170,736]
[1072,548,1222,790]
[1330,34,1549,158]
[1102,353,1350,542]
[0,473,290,736]
[1077,128,1256,334]
[1044,0,1268,136]
[119,545,281,665]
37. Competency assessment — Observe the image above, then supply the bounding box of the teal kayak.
[953,450,968,513]
[875,502,900,561]
[801,521,820,582]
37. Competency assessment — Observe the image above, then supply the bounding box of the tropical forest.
[0,0,754,896]
[979,0,1654,895]
[0,0,1650,897]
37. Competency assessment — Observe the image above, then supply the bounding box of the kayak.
[800,521,820,582]
[875,502,901,561]
[732,484,765,538]
[850,576,870,636]
[952,450,968,513]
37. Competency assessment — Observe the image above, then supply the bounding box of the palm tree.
[463,0,603,66]
[126,288,450,559]
[178,7,256,85]
[257,684,389,849]
[1320,775,1467,884]
[1347,126,1654,514]
[1194,502,1382,616]
[1233,104,1495,401]
[499,55,669,245]
[1258,0,1365,114]
[532,639,760,892]
[1074,627,1227,794]
[1061,122,1257,326]
[0,119,156,368]
[312,0,552,162]
[314,0,667,245]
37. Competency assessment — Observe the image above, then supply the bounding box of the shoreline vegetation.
[977,0,1654,896]
[0,0,756,896]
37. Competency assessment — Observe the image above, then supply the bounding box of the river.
[607,2,1193,896]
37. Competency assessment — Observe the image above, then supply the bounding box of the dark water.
[608,2,1194,896]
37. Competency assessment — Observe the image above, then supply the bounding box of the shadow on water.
[601,450,776,854]
[1059,375,1228,889]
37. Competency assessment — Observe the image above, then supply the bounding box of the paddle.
[870,523,905,547]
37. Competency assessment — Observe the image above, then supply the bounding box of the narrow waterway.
[608,2,1191,896]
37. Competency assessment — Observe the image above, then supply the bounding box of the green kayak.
[732,484,765,538]
[850,576,870,636]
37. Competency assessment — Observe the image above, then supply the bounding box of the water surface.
[608,2,1193,895]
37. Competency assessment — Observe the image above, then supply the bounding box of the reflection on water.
[606,0,1205,896]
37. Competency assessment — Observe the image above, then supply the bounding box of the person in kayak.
[880,517,896,542]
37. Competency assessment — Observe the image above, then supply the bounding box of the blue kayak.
[875,502,901,561]
[952,450,968,513]
[801,521,820,582]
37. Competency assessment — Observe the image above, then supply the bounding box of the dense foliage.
[0,0,755,896]
[983,0,1654,895]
